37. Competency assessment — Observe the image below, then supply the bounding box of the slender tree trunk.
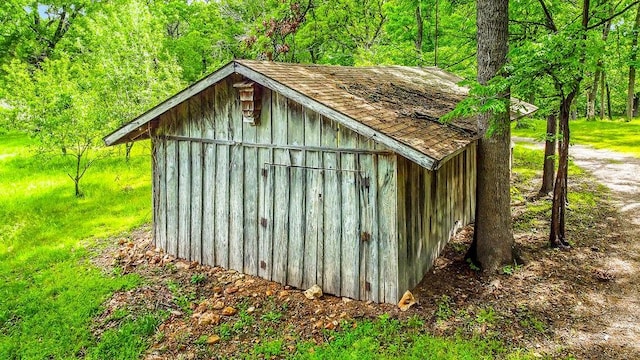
[587,68,601,120]
[628,4,640,121]
[539,114,557,196]
[415,5,424,53]
[550,95,574,248]
[125,142,134,162]
[466,0,514,272]
[434,0,439,66]
[600,71,606,119]
[606,81,612,120]
[587,20,611,120]
[549,0,590,247]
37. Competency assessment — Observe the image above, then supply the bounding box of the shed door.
[259,150,383,302]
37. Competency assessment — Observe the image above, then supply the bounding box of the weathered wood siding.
[396,145,477,294]
[152,78,400,303]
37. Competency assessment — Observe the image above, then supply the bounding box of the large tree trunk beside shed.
[466,0,514,272]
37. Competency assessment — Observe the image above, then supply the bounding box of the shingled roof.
[104,60,536,170]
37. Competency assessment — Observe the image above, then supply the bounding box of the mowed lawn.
[0,133,152,359]
[512,118,640,158]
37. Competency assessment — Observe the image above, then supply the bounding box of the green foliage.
[261,310,284,323]
[2,0,182,196]
[441,76,511,135]
[190,273,207,284]
[435,295,454,321]
[513,118,640,158]
[253,339,284,358]
[290,314,527,359]
[87,313,164,360]
[475,307,498,326]
[0,133,153,359]
[501,263,523,276]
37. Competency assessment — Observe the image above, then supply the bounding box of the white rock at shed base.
[304,284,323,300]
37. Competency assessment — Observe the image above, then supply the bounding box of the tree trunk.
[539,114,557,196]
[627,4,640,121]
[587,68,601,120]
[415,5,423,53]
[600,71,606,120]
[466,0,514,272]
[434,0,439,66]
[549,95,573,248]
[606,81,612,120]
[587,20,611,121]
[125,142,134,162]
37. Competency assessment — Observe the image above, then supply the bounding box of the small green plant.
[253,339,283,357]
[517,305,547,334]
[232,310,255,333]
[218,323,232,340]
[406,315,424,328]
[435,295,453,321]
[260,310,283,323]
[501,263,523,275]
[194,335,208,345]
[475,307,498,326]
[466,258,481,271]
[88,313,163,360]
[190,273,206,284]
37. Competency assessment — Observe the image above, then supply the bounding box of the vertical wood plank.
[458,153,464,227]
[287,100,305,288]
[271,91,289,284]
[189,95,204,264]
[424,167,435,266]
[411,161,424,287]
[243,92,259,276]
[339,125,360,299]
[358,151,379,302]
[152,139,159,248]
[303,109,322,289]
[464,147,471,224]
[165,134,179,257]
[321,117,341,296]
[177,102,191,260]
[470,144,476,222]
[155,138,167,253]
[229,76,245,272]
[228,76,245,272]
[214,80,231,268]
[396,158,408,293]
[257,89,273,280]
[377,154,398,303]
[201,87,216,266]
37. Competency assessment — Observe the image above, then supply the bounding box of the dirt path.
[513,137,640,357]
[514,137,640,224]
[569,145,640,225]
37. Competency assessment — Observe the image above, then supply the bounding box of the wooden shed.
[104,60,531,304]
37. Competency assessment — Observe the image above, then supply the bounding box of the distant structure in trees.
[104,60,535,303]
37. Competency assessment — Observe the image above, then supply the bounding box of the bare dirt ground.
[92,142,640,359]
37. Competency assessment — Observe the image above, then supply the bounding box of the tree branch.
[586,0,640,30]
[537,0,558,32]
[509,19,549,28]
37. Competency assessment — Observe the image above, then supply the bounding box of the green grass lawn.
[512,118,640,158]
[0,133,153,359]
